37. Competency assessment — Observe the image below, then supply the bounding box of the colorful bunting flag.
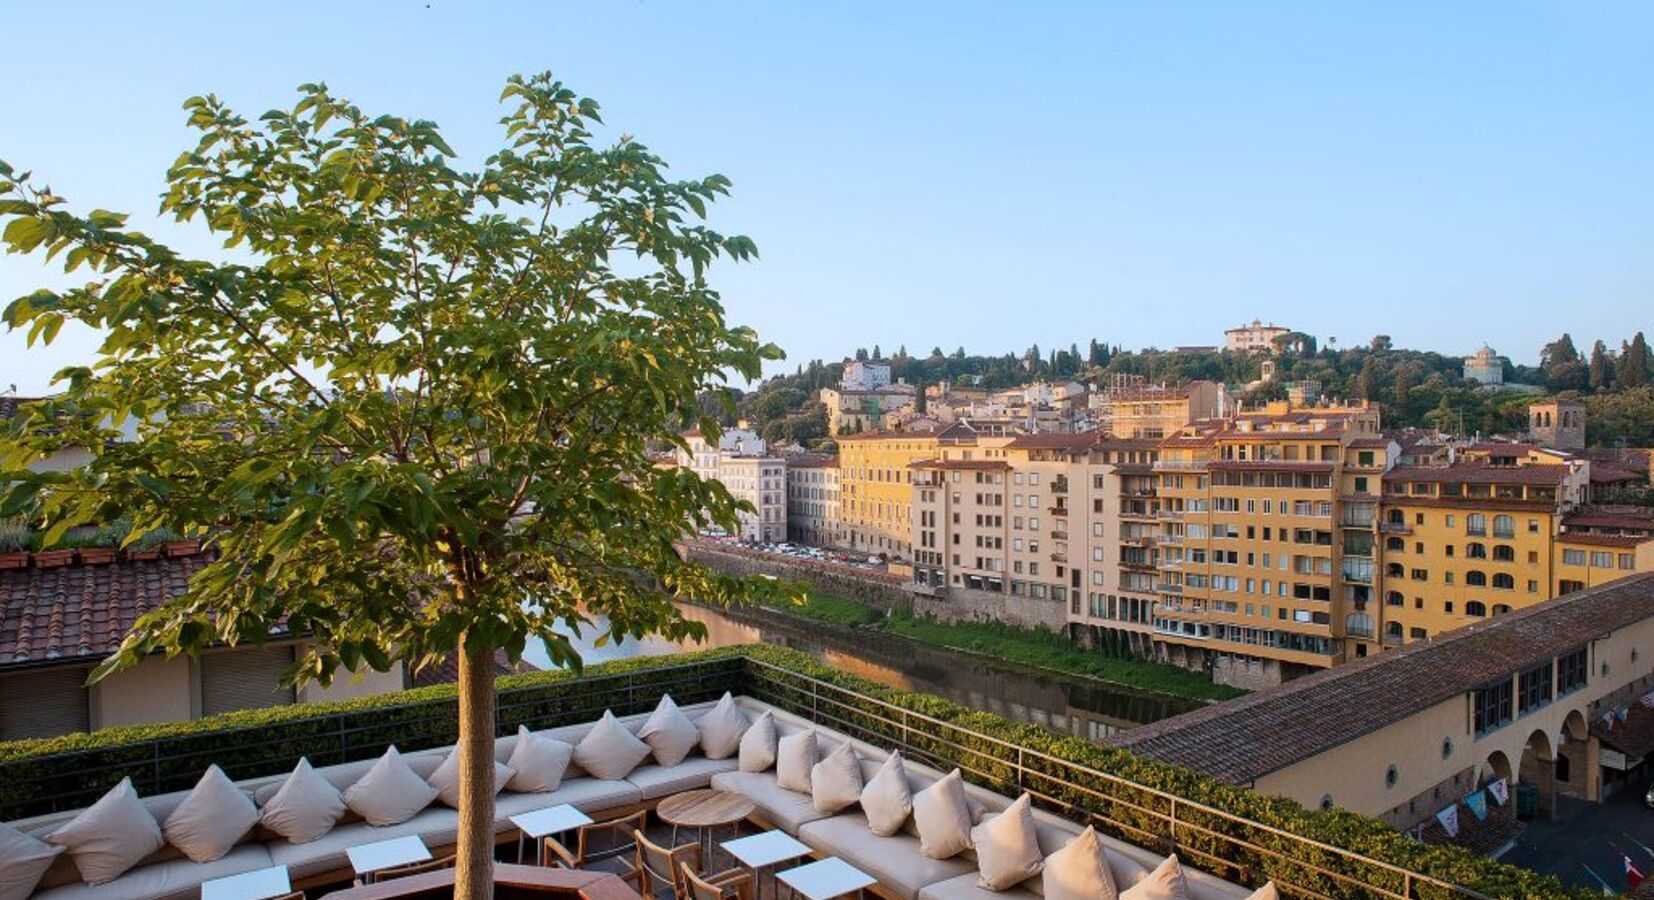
[1486,778,1509,806]
[1627,856,1645,890]
[1465,790,1488,821]
[1435,804,1460,838]
[1640,690,1654,709]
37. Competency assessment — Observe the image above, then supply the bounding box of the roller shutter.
[0,666,91,740]
[200,645,296,716]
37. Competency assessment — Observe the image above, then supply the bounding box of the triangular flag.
[1627,856,1645,890]
[1465,790,1488,821]
[1486,779,1509,806]
[1435,804,1460,838]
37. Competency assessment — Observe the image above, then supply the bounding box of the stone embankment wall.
[910,586,1068,632]
[681,542,911,613]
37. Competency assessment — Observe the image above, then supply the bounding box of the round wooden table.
[656,788,756,866]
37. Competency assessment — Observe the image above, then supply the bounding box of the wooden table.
[656,788,756,866]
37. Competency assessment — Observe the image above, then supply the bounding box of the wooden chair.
[634,829,703,899]
[352,853,456,886]
[681,861,755,900]
[544,809,647,886]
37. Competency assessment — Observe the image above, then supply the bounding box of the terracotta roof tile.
[0,555,211,666]
[1110,574,1654,783]
[1383,463,1570,486]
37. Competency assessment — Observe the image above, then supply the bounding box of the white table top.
[509,803,594,838]
[779,857,877,900]
[722,829,812,868]
[346,834,432,875]
[200,864,292,900]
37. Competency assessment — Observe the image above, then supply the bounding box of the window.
[1517,663,1553,714]
[1493,545,1514,562]
[1466,514,1487,536]
[1493,515,1514,538]
[1473,679,1512,736]
[1492,573,1514,590]
[1558,647,1588,695]
[1591,552,1613,568]
[1465,542,1485,559]
[1621,554,1636,570]
[1385,764,1399,789]
[1563,549,1586,566]
[1465,570,1487,587]
[1465,600,1487,617]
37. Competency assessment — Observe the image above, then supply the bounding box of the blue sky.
[1,2,1649,392]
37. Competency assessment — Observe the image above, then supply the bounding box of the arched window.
[1386,509,1405,525]
[1466,570,1488,587]
[1386,536,1405,552]
[1493,515,1514,538]
[1493,545,1515,562]
[1386,563,1404,578]
[1466,542,1487,559]
[1492,573,1514,590]
[1466,600,1487,617]
[1386,591,1404,607]
[1386,620,1403,638]
[1346,613,1374,638]
[1492,603,1512,615]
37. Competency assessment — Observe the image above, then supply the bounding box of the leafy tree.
[871,343,882,360]
[1369,334,1392,352]
[0,74,781,898]
[1589,340,1614,392]
[855,347,869,361]
[1620,332,1651,388]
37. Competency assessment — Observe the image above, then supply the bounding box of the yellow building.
[1375,459,1587,645]
[1152,401,1383,687]
[837,423,961,560]
[1089,379,1224,440]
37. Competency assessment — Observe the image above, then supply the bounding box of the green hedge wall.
[0,643,1590,899]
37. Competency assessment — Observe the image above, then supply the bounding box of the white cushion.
[775,728,819,793]
[860,752,913,836]
[0,821,61,900]
[738,710,778,772]
[810,742,863,813]
[1043,826,1117,900]
[696,692,748,760]
[428,748,515,808]
[1244,883,1280,900]
[260,757,347,844]
[637,694,701,767]
[912,769,974,860]
[971,793,1044,890]
[504,725,573,793]
[162,764,260,863]
[44,777,164,885]
[1121,854,1191,900]
[573,710,652,780]
[343,746,440,826]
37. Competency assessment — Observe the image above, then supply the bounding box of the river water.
[522,603,1202,742]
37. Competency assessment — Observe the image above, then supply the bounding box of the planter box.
[34,550,75,568]
[164,540,201,558]
[0,552,29,570]
[77,548,117,565]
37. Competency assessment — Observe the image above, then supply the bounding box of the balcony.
[1156,582,1185,594]
[1048,506,1069,517]
[1379,521,1412,535]
[1050,551,1068,563]
[0,648,1503,900]
[1157,508,1183,520]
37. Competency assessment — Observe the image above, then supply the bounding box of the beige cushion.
[913,768,974,859]
[860,752,913,836]
[429,748,515,808]
[504,725,573,792]
[775,728,819,793]
[1121,854,1191,900]
[44,777,164,885]
[0,822,61,900]
[696,692,748,760]
[162,764,260,863]
[260,757,348,844]
[1244,883,1279,900]
[971,793,1043,890]
[739,710,778,772]
[637,694,701,767]
[810,742,864,813]
[1043,825,1118,900]
[574,710,653,780]
[344,746,440,826]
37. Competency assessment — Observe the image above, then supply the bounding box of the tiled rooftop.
[0,554,210,665]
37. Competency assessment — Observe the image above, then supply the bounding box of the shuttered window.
[200,646,296,716]
[0,667,91,740]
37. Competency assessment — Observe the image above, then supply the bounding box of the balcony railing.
[1,649,1504,900]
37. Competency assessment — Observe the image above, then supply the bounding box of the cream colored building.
[1090,380,1224,440]
[717,455,788,543]
[1224,319,1293,354]
[785,454,840,546]
[1115,575,1654,832]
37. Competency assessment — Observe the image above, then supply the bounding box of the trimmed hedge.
[0,644,1588,899]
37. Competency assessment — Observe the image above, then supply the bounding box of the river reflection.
[525,603,1202,742]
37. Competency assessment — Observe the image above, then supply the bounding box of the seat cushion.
[267,807,457,881]
[799,811,977,900]
[708,771,833,834]
[625,757,740,801]
[493,778,643,825]
[918,871,1041,900]
[31,844,275,900]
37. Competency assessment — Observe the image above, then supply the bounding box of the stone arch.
[1483,749,1514,785]
[1516,728,1556,819]
[1562,709,1588,742]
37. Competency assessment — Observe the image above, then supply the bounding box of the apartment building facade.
[837,423,959,560]
[1088,379,1224,440]
[675,426,786,542]
[785,454,841,547]
[1223,319,1293,353]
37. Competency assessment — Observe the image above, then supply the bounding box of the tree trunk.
[455,636,496,900]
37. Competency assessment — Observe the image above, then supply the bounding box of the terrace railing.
[741,658,1494,900]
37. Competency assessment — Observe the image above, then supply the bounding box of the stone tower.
[1528,398,1585,451]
